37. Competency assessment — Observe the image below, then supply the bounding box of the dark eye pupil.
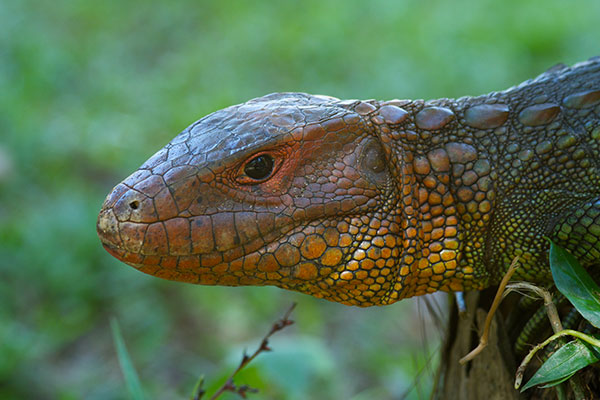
[244,155,274,180]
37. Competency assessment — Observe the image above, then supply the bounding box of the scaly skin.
[97,58,600,306]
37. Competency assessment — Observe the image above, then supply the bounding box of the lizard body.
[98,57,600,306]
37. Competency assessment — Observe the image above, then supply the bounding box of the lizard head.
[98,93,464,306]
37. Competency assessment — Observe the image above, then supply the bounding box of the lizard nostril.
[129,200,140,210]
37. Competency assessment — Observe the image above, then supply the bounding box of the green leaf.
[111,318,146,400]
[521,339,600,391]
[190,375,205,400]
[538,372,575,388]
[549,241,600,328]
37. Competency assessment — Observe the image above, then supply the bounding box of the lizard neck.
[375,96,500,300]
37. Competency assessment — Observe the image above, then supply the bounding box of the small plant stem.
[206,303,296,400]
[459,256,519,364]
[504,282,564,334]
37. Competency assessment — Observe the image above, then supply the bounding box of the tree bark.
[432,290,523,400]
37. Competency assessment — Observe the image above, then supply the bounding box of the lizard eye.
[243,154,275,181]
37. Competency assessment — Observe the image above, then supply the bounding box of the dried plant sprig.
[193,303,297,400]
[459,256,520,364]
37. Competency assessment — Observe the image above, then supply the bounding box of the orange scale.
[213,263,228,274]
[355,270,369,280]
[432,262,445,274]
[361,259,376,270]
[420,268,433,277]
[368,269,380,278]
[340,271,354,280]
[431,228,444,240]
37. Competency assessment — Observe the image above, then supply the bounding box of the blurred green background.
[1,0,598,398]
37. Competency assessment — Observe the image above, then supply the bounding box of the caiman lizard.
[97,57,600,307]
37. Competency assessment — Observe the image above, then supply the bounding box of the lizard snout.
[97,207,121,248]
[96,181,158,257]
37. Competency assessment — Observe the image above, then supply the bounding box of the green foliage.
[2,0,600,398]
[521,242,600,391]
[549,241,600,328]
[521,339,600,391]
[111,319,146,400]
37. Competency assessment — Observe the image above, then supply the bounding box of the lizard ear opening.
[360,139,390,185]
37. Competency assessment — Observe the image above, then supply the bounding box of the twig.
[459,256,520,364]
[505,282,563,334]
[194,303,297,400]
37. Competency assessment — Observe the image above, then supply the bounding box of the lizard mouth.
[97,218,315,287]
[97,196,306,274]
[97,200,359,288]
